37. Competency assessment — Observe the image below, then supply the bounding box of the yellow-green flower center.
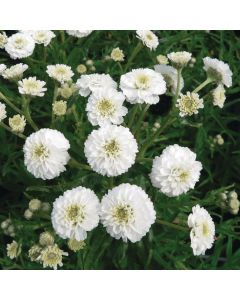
[65,204,85,225]
[32,144,49,160]
[103,139,120,157]
[202,222,210,237]
[97,98,115,117]
[112,204,134,225]
[135,74,150,89]
[14,38,25,49]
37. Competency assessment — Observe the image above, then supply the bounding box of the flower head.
[100,183,156,242]
[0,102,7,122]
[76,73,117,97]
[2,63,28,81]
[52,100,67,116]
[84,125,138,177]
[66,30,93,38]
[23,128,70,180]
[29,198,42,212]
[188,205,215,256]
[111,47,125,61]
[176,92,204,117]
[154,64,184,94]
[18,77,47,97]
[76,64,87,74]
[39,231,55,247]
[120,68,166,104]
[9,114,26,133]
[86,88,127,126]
[37,244,68,270]
[212,84,226,108]
[51,186,100,241]
[68,239,86,252]
[136,30,159,50]
[0,31,8,48]
[150,144,202,197]
[5,32,35,59]
[47,64,74,83]
[156,54,168,65]
[7,241,21,259]
[203,57,232,87]
[22,30,55,46]
[167,51,192,69]
[28,244,43,262]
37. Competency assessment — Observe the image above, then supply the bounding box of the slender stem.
[51,84,59,128]
[127,104,139,129]
[123,41,143,72]
[172,68,182,111]
[68,157,91,171]
[156,219,189,232]
[138,116,176,159]
[0,91,23,115]
[22,97,38,131]
[193,77,213,94]
[0,122,26,139]
[133,104,150,138]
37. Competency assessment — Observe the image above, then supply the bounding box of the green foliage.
[0,30,240,270]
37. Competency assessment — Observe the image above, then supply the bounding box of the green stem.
[124,41,143,72]
[0,122,26,139]
[127,104,139,129]
[193,77,213,93]
[138,116,176,159]
[0,91,23,115]
[22,97,38,131]
[133,104,150,138]
[68,157,91,171]
[156,219,189,232]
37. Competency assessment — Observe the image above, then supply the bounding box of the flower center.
[112,204,134,225]
[103,139,120,157]
[14,38,25,49]
[32,144,49,160]
[25,81,39,90]
[97,98,115,117]
[172,168,189,183]
[146,33,153,40]
[65,204,85,225]
[202,222,210,237]
[56,67,67,75]
[135,74,150,89]
[179,95,198,115]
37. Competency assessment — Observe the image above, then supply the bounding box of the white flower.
[46,64,74,83]
[8,114,26,133]
[76,74,117,97]
[156,55,168,65]
[167,51,192,68]
[176,92,204,117]
[7,241,21,259]
[150,144,202,197]
[120,68,166,104]
[38,244,68,270]
[0,102,7,122]
[66,30,93,38]
[52,100,67,116]
[203,57,232,87]
[111,47,125,62]
[86,88,127,126]
[2,63,28,81]
[212,84,226,108]
[51,186,100,241]
[188,205,215,256]
[22,30,55,46]
[84,125,138,177]
[23,128,70,180]
[18,77,47,97]
[100,183,156,242]
[136,30,159,50]
[0,32,8,49]
[0,64,6,75]
[5,33,35,59]
[154,64,184,94]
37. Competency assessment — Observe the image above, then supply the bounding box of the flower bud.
[39,231,54,247]
[29,198,42,212]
